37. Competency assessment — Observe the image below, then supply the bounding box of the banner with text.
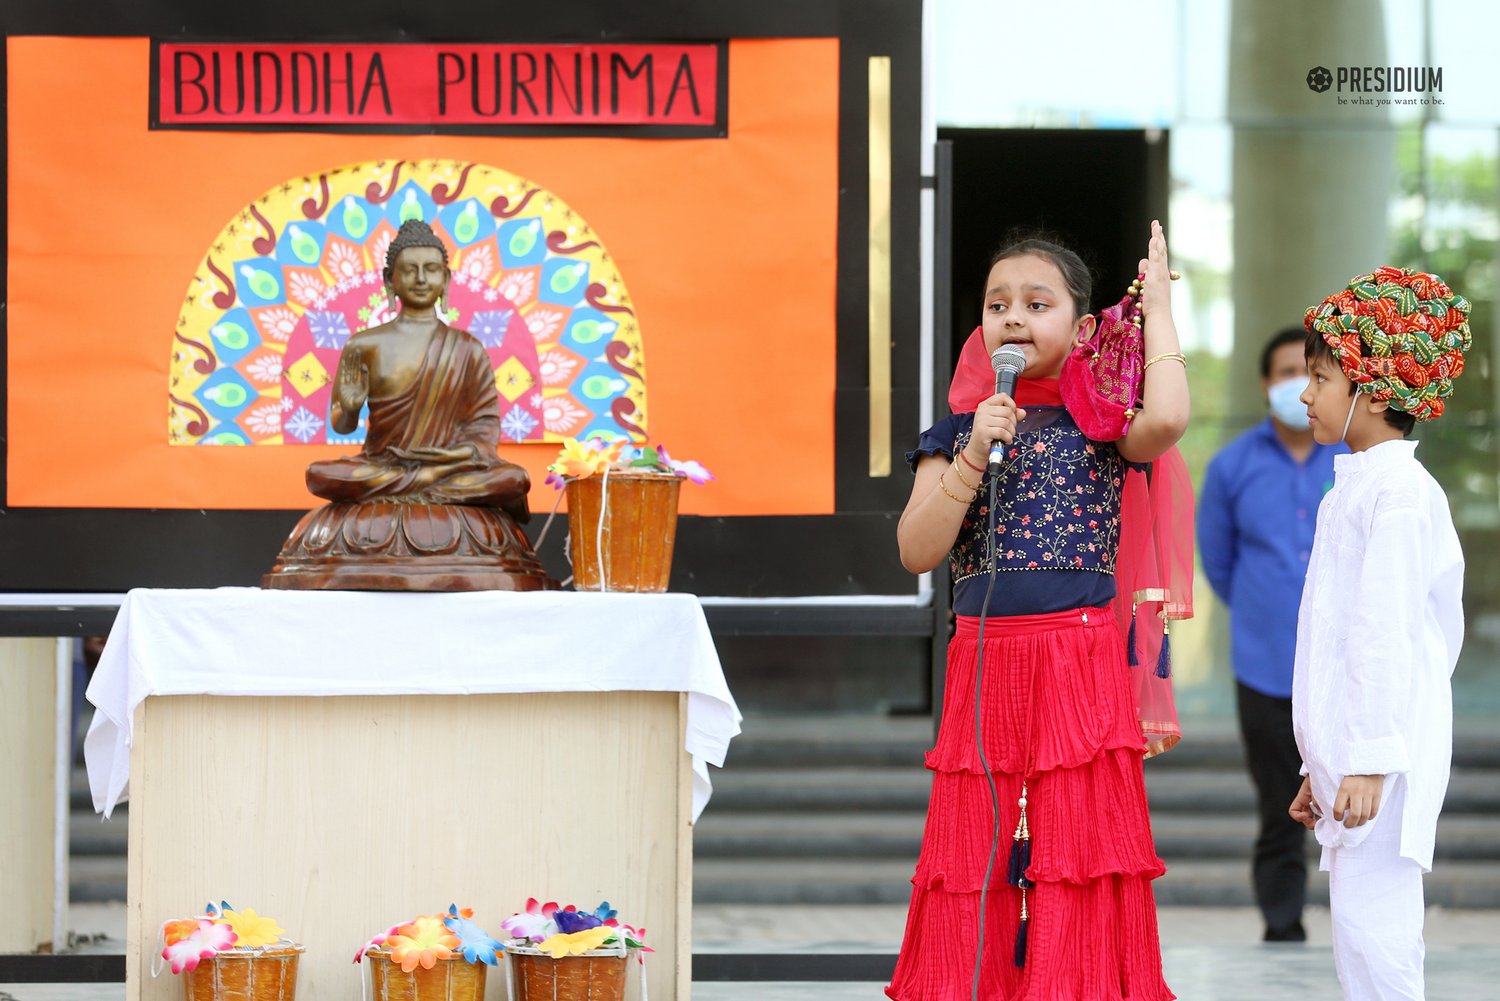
[6,36,836,514]
[155,41,726,136]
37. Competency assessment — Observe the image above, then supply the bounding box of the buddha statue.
[264,220,557,591]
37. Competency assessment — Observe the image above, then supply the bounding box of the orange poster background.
[5,36,838,515]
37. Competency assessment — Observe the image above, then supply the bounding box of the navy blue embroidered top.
[907,407,1125,617]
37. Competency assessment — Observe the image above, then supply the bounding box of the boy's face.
[1299,351,1391,447]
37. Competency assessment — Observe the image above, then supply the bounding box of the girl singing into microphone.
[888,222,1191,1001]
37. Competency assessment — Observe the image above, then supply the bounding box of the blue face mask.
[1267,377,1310,431]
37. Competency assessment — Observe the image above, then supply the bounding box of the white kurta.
[1291,439,1463,872]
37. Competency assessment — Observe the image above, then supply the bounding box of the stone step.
[689,858,1500,908]
[67,805,1500,866]
[724,717,1500,769]
[69,855,127,903]
[67,847,1500,909]
[728,716,1253,769]
[692,811,1500,862]
[70,809,128,855]
[69,719,1500,808]
[703,766,1500,814]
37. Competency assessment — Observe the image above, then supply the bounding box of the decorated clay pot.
[506,945,628,1001]
[565,471,682,592]
[364,947,486,1001]
[180,945,303,1001]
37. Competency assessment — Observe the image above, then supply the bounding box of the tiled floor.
[5,904,1500,1000]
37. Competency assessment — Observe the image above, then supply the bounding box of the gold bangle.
[937,472,976,504]
[949,460,979,492]
[1144,351,1187,371]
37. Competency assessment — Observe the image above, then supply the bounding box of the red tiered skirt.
[886,608,1174,1001]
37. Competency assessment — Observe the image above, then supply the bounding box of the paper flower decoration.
[352,923,402,964]
[619,924,653,953]
[161,920,199,947]
[545,437,713,489]
[536,925,614,959]
[500,899,558,943]
[653,446,715,485]
[363,906,501,970]
[161,919,238,974]
[213,908,284,948]
[386,915,459,972]
[553,909,603,934]
[444,904,505,966]
[502,899,649,955]
[546,437,626,483]
[154,901,295,979]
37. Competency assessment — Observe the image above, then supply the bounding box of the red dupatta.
[948,326,1190,756]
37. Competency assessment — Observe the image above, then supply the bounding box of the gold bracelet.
[937,472,976,504]
[949,460,979,492]
[1144,351,1187,371]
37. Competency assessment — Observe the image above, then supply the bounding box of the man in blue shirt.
[1198,327,1346,942]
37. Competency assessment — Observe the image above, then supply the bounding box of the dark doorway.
[937,128,1169,367]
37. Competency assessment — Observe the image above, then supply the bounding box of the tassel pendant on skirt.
[1155,617,1172,679]
[1009,782,1032,966]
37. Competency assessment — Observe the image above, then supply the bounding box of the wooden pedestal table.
[126,691,689,1001]
[0,638,66,953]
[83,588,740,1001]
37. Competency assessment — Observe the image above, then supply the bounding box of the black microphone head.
[991,344,1027,378]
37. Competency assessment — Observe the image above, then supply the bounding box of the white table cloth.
[85,587,741,821]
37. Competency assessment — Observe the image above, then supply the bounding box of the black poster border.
[0,0,924,596]
[147,38,730,139]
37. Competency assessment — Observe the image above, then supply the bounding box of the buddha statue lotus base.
[263,501,559,592]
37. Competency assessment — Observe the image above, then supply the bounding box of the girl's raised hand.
[1137,219,1173,319]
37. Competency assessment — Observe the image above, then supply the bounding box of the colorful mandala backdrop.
[168,159,646,447]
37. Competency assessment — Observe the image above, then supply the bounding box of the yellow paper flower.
[536,925,615,959]
[386,915,459,973]
[547,437,626,480]
[212,908,284,949]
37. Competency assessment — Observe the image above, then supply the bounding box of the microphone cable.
[970,345,1024,1000]
[970,453,1004,1001]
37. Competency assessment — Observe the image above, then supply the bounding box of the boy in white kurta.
[1288,267,1472,1001]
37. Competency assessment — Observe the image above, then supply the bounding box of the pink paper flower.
[162,919,237,974]
[352,923,402,964]
[500,898,558,943]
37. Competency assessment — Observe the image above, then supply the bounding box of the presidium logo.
[1306,64,1445,106]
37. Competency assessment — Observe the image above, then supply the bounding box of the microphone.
[987,344,1027,476]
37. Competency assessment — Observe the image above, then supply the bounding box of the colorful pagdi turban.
[1304,266,1472,422]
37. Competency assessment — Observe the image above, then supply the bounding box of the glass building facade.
[932,0,1500,715]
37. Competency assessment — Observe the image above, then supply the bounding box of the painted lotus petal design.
[169,161,646,449]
